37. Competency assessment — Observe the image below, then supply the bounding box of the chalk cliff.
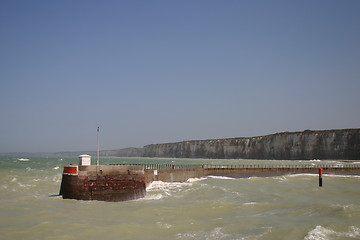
[143,129,360,160]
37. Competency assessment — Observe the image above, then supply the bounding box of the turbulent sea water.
[1,156,360,240]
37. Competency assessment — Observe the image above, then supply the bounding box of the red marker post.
[319,168,323,187]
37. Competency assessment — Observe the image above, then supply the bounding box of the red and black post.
[319,168,323,187]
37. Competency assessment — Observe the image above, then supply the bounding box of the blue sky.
[1,0,359,152]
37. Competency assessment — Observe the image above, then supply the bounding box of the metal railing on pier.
[112,163,360,170]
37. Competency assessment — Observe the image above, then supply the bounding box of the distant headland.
[2,129,359,160]
[142,129,360,160]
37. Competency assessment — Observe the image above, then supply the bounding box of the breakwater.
[143,129,360,160]
[59,165,146,201]
[59,162,360,201]
[144,163,360,186]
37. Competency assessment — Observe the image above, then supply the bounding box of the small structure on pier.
[78,154,91,166]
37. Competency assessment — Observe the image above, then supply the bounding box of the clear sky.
[1,0,359,153]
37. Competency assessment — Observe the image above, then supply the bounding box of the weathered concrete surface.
[59,165,146,202]
[78,165,144,176]
[143,129,360,160]
[60,164,360,201]
[145,167,360,186]
[145,168,207,185]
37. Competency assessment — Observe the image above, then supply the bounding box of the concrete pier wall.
[60,165,146,202]
[145,166,360,186]
[60,164,360,201]
[145,168,207,185]
[78,165,144,176]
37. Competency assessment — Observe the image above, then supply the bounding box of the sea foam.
[207,175,236,180]
[305,226,360,240]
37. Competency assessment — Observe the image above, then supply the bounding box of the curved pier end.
[59,165,146,202]
[60,163,360,202]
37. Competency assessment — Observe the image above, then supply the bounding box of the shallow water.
[1,156,359,240]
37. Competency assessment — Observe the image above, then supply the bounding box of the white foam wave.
[176,226,272,240]
[12,178,35,188]
[145,179,200,200]
[331,204,355,211]
[52,174,62,183]
[231,191,242,197]
[309,159,321,162]
[278,172,360,178]
[141,193,164,201]
[156,222,172,229]
[176,227,228,239]
[146,181,193,192]
[305,226,360,240]
[285,173,360,178]
[18,183,34,188]
[53,166,59,170]
[274,176,288,182]
[243,202,257,206]
[207,175,236,180]
[186,177,207,183]
[324,174,360,178]
[18,158,30,161]
[286,173,318,177]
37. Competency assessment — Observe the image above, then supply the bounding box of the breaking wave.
[305,226,360,240]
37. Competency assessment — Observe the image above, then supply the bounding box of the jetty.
[59,155,360,202]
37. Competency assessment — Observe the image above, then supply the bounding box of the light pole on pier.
[97,126,100,166]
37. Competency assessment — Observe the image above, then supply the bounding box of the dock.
[59,160,360,202]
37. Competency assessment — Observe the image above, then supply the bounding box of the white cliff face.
[143,129,360,160]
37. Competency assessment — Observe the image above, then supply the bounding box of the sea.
[1,156,360,240]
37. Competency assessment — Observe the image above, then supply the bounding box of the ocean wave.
[9,177,34,189]
[52,174,62,183]
[145,179,203,200]
[207,176,236,180]
[243,202,258,206]
[17,158,30,161]
[279,173,360,178]
[156,222,172,229]
[176,227,228,240]
[305,225,360,240]
[274,176,289,182]
[176,226,272,240]
[141,193,164,201]
[331,204,356,212]
[286,173,318,177]
[324,174,360,178]
[146,181,193,192]
[186,177,207,183]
